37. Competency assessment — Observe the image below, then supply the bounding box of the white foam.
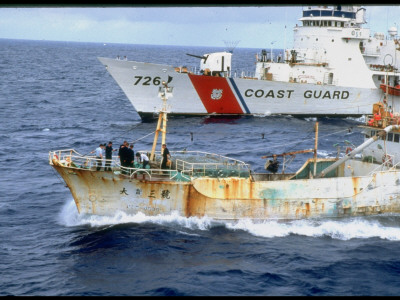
[226,218,400,241]
[57,199,81,227]
[304,117,317,122]
[347,115,366,123]
[253,111,271,117]
[58,198,214,230]
[316,149,331,158]
[263,111,272,116]
[58,199,400,240]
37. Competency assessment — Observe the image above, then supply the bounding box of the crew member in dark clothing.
[118,141,131,168]
[105,141,117,171]
[118,141,128,166]
[161,144,170,170]
[128,144,135,167]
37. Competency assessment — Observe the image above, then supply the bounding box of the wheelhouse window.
[394,134,400,143]
[387,132,393,141]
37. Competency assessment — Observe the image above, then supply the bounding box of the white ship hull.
[98,5,400,119]
[98,57,382,118]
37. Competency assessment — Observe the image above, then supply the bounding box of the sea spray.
[59,199,400,241]
[226,217,400,241]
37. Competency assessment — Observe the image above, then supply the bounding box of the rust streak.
[305,202,310,217]
[186,184,207,218]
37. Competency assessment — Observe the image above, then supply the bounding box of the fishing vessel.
[49,83,400,220]
[98,5,400,120]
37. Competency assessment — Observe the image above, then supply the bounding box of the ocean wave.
[226,217,400,241]
[58,199,216,231]
[58,199,400,241]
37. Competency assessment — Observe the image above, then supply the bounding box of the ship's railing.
[48,149,183,180]
[171,150,252,178]
[49,149,121,170]
[365,154,400,176]
[368,64,398,72]
[115,150,251,179]
[388,157,400,171]
[121,167,192,182]
[49,149,252,179]
[179,161,251,178]
[178,65,257,79]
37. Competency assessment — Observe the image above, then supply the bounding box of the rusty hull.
[52,160,400,220]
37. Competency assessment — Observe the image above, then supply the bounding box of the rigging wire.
[130,131,155,144]
[133,125,355,156]
[116,118,355,158]
[225,127,354,155]
[49,165,68,187]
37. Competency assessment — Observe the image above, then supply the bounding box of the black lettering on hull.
[244,89,350,100]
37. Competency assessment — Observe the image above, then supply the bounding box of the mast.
[383,54,394,111]
[150,81,173,161]
[313,122,319,177]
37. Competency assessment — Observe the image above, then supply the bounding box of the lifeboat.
[380,84,400,96]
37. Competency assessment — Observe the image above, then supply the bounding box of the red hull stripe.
[188,74,244,114]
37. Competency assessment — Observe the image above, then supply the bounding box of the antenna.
[223,40,240,53]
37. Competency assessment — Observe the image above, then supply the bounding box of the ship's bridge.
[298,5,365,28]
[302,8,356,19]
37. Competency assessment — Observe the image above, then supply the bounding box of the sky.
[0,5,399,49]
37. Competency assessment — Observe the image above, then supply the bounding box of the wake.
[58,198,400,241]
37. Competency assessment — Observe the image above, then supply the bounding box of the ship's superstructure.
[98,5,400,119]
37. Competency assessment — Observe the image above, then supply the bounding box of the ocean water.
[1,38,400,296]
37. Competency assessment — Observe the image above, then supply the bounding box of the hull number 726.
[133,76,162,86]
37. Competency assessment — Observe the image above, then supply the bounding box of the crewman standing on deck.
[105,141,117,171]
[136,152,150,169]
[118,141,131,168]
[128,144,135,167]
[161,144,171,170]
[91,143,104,171]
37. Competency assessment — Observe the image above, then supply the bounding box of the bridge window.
[387,133,393,141]
[395,134,400,143]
